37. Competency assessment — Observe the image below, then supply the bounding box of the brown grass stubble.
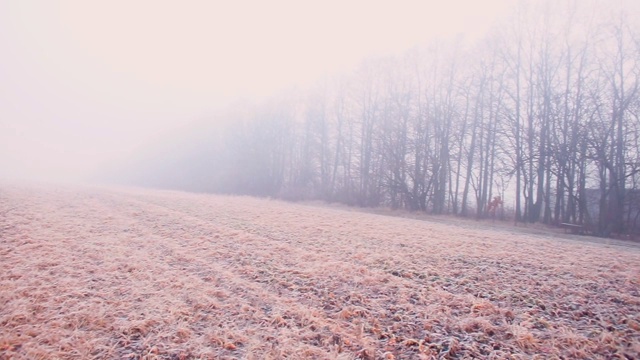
[1,185,639,359]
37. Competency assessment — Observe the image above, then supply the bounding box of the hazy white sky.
[0,0,512,182]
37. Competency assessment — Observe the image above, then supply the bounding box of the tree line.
[183,1,640,237]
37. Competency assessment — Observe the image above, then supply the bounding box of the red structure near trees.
[487,196,503,218]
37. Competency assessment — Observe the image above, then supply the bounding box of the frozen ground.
[1,185,639,359]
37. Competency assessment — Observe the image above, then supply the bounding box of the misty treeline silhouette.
[132,1,640,237]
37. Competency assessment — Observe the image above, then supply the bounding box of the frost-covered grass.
[1,185,639,359]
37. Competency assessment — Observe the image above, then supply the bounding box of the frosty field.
[1,185,639,359]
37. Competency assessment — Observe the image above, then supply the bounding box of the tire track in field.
[100,191,540,356]
[3,185,639,359]
[107,188,640,358]
[1,187,355,358]
[100,191,465,356]
[82,189,391,357]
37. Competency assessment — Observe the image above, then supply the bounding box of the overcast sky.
[0,0,513,182]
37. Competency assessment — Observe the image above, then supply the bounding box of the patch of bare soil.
[1,185,639,359]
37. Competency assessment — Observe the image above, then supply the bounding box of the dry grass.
[1,184,639,359]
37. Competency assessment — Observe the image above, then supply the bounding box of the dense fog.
[1,0,506,182]
[3,1,640,236]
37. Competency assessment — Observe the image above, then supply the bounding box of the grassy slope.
[1,185,639,359]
